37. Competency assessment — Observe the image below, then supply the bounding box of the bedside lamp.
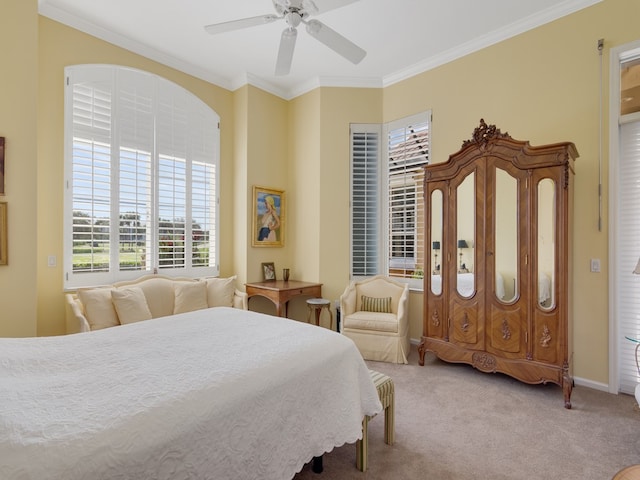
[457,239,468,270]
[634,257,640,274]
[432,241,440,273]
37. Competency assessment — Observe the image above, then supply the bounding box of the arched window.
[64,65,219,288]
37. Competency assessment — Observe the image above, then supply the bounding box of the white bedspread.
[0,307,381,480]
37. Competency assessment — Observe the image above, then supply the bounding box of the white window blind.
[350,111,430,289]
[386,114,429,286]
[617,116,640,394]
[64,65,220,288]
[350,125,381,277]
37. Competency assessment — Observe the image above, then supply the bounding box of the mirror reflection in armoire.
[495,168,518,303]
[430,189,443,295]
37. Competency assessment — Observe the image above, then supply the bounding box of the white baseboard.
[573,376,609,392]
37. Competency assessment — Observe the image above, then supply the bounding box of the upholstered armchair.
[340,275,410,364]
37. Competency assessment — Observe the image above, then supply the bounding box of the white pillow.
[111,287,153,324]
[206,276,237,307]
[174,281,209,314]
[77,288,120,330]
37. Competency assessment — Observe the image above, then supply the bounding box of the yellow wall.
[244,86,289,286]
[317,88,383,305]
[289,89,321,285]
[0,0,38,337]
[285,87,384,320]
[240,86,292,316]
[1,0,637,386]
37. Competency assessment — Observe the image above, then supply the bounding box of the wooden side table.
[245,280,322,318]
[613,465,640,480]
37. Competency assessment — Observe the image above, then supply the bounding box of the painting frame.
[0,202,7,265]
[261,262,276,282]
[252,186,285,247]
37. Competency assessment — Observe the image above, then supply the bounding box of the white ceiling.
[38,0,600,100]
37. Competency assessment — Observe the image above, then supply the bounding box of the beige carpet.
[294,346,640,480]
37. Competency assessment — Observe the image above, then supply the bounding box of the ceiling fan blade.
[204,14,279,35]
[310,0,360,14]
[305,19,366,64]
[275,28,298,76]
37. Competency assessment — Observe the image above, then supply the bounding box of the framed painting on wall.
[252,186,285,247]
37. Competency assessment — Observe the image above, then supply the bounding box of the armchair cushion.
[361,295,392,313]
[344,311,399,333]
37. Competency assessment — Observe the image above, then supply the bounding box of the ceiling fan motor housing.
[285,10,303,28]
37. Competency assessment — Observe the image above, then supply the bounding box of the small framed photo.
[252,186,285,247]
[261,262,276,282]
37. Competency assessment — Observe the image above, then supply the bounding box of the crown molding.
[383,0,602,88]
[39,0,602,101]
[38,2,234,92]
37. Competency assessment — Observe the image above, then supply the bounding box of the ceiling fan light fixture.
[285,11,302,28]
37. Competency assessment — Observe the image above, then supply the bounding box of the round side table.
[306,298,333,330]
[613,465,640,480]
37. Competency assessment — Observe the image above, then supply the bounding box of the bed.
[0,307,381,479]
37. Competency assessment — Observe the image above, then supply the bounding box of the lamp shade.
[457,239,468,248]
[634,256,640,274]
[432,241,440,250]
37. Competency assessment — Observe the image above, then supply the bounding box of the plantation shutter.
[117,68,154,272]
[189,103,218,269]
[385,113,430,286]
[69,67,113,275]
[350,125,381,277]
[65,65,219,289]
[157,80,188,270]
[617,117,640,394]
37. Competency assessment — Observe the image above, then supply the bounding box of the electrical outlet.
[47,255,57,267]
[590,258,601,273]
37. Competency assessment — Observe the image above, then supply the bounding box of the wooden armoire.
[418,120,578,408]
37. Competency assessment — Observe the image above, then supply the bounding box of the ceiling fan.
[204,0,366,76]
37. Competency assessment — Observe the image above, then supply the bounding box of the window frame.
[350,111,431,290]
[609,39,640,395]
[63,65,220,289]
